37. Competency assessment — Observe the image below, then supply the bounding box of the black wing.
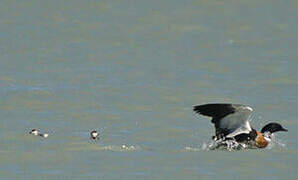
[193,103,253,138]
[193,103,235,123]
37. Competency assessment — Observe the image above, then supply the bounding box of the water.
[0,0,298,179]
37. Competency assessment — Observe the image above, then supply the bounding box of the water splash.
[206,138,251,151]
[65,143,141,152]
[266,134,286,150]
[189,135,287,151]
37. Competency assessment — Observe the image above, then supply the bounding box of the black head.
[261,123,288,134]
[91,130,97,133]
[29,129,37,134]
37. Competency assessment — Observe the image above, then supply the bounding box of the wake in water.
[184,134,287,152]
[202,138,256,151]
[190,134,286,151]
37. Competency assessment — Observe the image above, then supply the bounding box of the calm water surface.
[0,0,298,179]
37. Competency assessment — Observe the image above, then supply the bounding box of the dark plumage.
[261,123,288,133]
[193,103,236,123]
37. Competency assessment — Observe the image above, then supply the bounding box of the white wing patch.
[220,106,253,138]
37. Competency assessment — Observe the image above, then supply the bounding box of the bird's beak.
[281,127,288,132]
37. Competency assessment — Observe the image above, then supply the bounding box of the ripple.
[65,142,141,152]
[182,146,201,152]
[184,137,287,152]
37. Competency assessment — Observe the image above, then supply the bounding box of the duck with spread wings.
[193,103,287,148]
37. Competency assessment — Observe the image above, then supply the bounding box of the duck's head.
[261,123,288,134]
[29,129,38,135]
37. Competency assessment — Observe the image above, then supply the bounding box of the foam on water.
[184,135,287,152]
[182,146,201,152]
[65,142,142,152]
[265,134,286,150]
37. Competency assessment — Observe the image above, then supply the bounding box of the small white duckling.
[29,129,38,136]
[90,130,99,140]
[39,133,49,138]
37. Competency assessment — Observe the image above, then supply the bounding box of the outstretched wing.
[193,103,253,138]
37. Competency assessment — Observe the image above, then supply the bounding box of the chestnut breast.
[255,131,268,148]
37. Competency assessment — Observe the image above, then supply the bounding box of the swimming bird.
[90,130,99,140]
[38,133,49,138]
[29,129,38,136]
[193,103,288,149]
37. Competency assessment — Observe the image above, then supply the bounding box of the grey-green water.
[1,0,298,179]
